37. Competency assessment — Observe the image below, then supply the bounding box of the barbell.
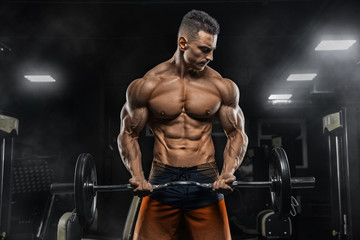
[50,147,315,228]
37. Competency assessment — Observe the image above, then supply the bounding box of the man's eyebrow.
[200,45,216,50]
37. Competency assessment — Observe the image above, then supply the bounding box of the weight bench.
[57,196,141,240]
[256,210,292,239]
[231,209,292,240]
[57,210,98,240]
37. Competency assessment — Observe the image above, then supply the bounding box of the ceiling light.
[287,73,317,81]
[315,40,356,51]
[268,94,292,100]
[270,99,292,104]
[24,75,56,82]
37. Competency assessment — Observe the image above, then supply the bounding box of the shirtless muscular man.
[118,10,248,240]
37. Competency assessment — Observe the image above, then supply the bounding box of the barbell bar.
[52,177,314,193]
[50,147,315,227]
[51,178,314,194]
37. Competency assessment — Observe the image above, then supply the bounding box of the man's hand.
[212,173,236,194]
[129,177,153,197]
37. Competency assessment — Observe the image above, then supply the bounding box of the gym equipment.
[50,147,315,227]
[323,108,360,240]
[0,113,19,238]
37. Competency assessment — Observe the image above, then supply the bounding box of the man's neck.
[172,49,201,79]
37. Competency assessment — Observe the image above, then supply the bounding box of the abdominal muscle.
[149,114,216,167]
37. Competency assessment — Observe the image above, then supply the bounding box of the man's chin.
[196,65,207,72]
[188,64,207,73]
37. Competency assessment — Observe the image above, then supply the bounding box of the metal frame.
[257,118,308,169]
[0,135,15,237]
[324,107,360,240]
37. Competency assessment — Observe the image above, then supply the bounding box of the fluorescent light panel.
[268,94,292,100]
[287,73,317,81]
[315,40,356,51]
[271,99,292,104]
[25,75,56,82]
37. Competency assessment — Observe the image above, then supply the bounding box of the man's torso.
[136,60,228,167]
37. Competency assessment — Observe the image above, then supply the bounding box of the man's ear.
[178,36,188,51]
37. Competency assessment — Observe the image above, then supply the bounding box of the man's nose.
[206,51,213,61]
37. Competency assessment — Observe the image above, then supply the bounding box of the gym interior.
[1,0,359,239]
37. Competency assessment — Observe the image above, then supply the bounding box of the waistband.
[149,161,219,184]
[147,160,223,210]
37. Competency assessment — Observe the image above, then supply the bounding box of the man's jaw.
[184,60,209,74]
[197,61,209,70]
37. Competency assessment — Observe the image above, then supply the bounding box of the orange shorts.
[133,196,231,240]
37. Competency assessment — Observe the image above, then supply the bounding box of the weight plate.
[269,147,291,219]
[74,153,97,227]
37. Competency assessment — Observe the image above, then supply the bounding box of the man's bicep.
[218,104,245,136]
[120,102,149,137]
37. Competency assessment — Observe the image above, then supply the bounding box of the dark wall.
[9,83,104,182]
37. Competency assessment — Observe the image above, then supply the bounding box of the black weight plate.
[270,147,291,219]
[74,153,97,227]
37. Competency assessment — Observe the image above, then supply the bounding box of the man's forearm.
[221,130,248,175]
[118,133,145,179]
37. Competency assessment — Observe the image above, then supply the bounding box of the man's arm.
[117,79,153,196]
[213,79,248,193]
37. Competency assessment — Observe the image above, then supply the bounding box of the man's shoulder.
[127,60,174,94]
[204,66,222,80]
[126,76,159,107]
[127,76,158,96]
[206,68,239,104]
[144,60,174,77]
[206,67,236,89]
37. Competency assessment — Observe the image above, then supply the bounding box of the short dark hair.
[178,10,220,41]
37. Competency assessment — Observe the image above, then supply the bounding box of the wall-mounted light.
[24,75,56,82]
[287,73,317,81]
[315,40,356,51]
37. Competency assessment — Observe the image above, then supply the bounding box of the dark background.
[1,0,359,239]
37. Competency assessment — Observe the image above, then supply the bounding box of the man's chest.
[148,79,222,119]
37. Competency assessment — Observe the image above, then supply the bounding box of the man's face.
[183,31,217,72]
